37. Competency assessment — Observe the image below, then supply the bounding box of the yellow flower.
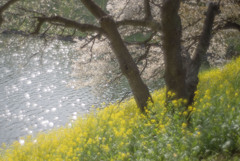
[159,124,165,129]
[183,99,188,104]
[196,131,201,137]
[167,144,171,149]
[145,108,150,114]
[182,123,187,128]
[87,138,93,145]
[183,111,188,116]
[126,129,133,135]
[108,121,113,126]
[172,100,178,107]
[226,90,230,95]
[151,119,156,123]
[101,144,110,152]
[188,106,193,111]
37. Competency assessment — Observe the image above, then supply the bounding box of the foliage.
[1,57,240,160]
[72,0,240,91]
[0,0,107,36]
[1,0,240,106]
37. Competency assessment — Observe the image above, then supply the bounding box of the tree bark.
[161,0,220,112]
[81,0,151,112]
[101,16,151,112]
[161,0,188,100]
[186,2,220,105]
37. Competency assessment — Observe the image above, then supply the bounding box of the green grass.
[1,57,240,161]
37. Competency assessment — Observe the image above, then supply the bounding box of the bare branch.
[80,34,101,50]
[115,0,130,20]
[140,58,148,75]
[0,0,20,26]
[116,19,161,31]
[185,39,198,52]
[107,72,123,85]
[144,0,152,20]
[0,0,19,13]
[136,45,151,64]
[118,91,131,105]
[186,2,220,104]
[32,16,104,35]
[148,67,165,81]
[191,3,220,66]
[182,18,202,31]
[80,0,161,32]
[32,17,44,34]
[18,7,46,16]
[215,21,240,32]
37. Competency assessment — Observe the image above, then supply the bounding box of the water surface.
[0,36,103,145]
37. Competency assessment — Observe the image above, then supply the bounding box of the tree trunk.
[186,2,220,105]
[81,0,151,112]
[161,0,220,113]
[100,16,151,112]
[161,0,188,101]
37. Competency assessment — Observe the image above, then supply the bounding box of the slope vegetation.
[1,57,240,161]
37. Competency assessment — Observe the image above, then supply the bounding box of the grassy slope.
[0,57,240,161]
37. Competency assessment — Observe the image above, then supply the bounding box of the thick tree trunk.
[100,16,151,112]
[161,0,220,113]
[81,0,151,112]
[161,0,188,100]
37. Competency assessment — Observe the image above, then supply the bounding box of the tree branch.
[115,0,130,20]
[186,2,220,105]
[116,19,161,31]
[215,21,240,32]
[0,0,19,13]
[182,18,202,31]
[32,16,104,34]
[0,0,20,26]
[191,2,220,69]
[18,7,46,16]
[144,0,152,20]
[136,45,151,64]
[81,0,161,32]
[80,34,101,50]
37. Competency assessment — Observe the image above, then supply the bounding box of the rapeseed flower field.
[1,57,240,160]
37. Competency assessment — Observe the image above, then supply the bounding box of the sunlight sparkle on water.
[26,80,32,84]
[51,108,57,112]
[41,120,49,127]
[49,122,54,127]
[72,115,77,120]
[24,93,30,99]
[19,139,25,145]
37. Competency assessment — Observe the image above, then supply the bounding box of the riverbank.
[1,57,240,160]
